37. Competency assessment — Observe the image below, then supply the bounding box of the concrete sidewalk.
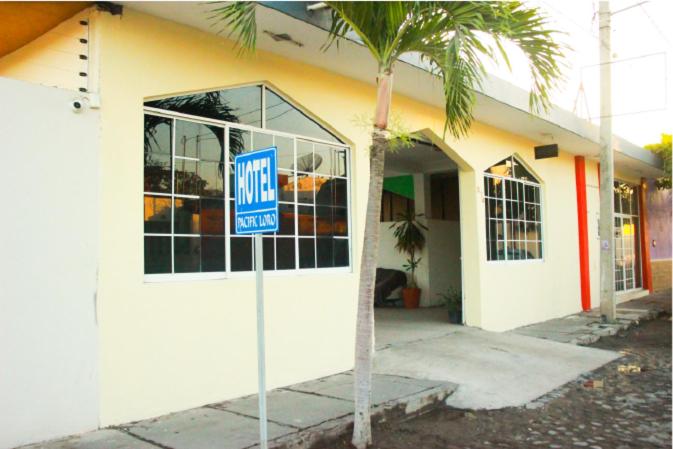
[374,325,620,410]
[510,294,667,345]
[22,373,457,449]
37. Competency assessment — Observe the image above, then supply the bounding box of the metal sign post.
[254,232,267,449]
[234,146,279,449]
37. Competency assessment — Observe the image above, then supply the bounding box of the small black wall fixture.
[96,2,123,16]
[534,143,559,160]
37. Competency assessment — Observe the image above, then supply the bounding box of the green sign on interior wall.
[383,175,414,200]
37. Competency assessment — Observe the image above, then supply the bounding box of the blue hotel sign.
[234,147,279,234]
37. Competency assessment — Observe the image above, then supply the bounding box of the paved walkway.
[510,292,668,345]
[22,373,456,449]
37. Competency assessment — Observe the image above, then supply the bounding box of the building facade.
[0,3,666,448]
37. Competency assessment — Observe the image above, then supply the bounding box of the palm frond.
[209,1,257,54]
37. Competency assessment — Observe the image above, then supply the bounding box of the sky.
[485,0,672,147]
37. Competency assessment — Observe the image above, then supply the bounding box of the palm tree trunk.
[352,71,392,449]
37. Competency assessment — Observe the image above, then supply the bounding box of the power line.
[638,3,672,48]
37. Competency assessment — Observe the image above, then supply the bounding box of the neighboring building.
[647,180,672,291]
[0,3,666,448]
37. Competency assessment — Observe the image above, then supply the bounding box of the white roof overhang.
[121,1,664,179]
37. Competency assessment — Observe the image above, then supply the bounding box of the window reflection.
[201,199,224,235]
[265,89,339,143]
[144,116,172,194]
[174,198,200,234]
[201,236,225,272]
[144,153,171,194]
[175,121,223,161]
[298,238,315,268]
[145,86,262,127]
[143,89,351,275]
[278,203,295,235]
[276,237,295,270]
[231,237,252,271]
[174,237,200,273]
[484,156,542,261]
[145,236,171,274]
[144,195,171,234]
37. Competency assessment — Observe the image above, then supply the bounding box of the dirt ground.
[321,292,672,449]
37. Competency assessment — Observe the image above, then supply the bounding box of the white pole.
[599,1,616,321]
[254,233,268,449]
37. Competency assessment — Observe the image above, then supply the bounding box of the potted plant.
[390,211,428,309]
[438,287,462,324]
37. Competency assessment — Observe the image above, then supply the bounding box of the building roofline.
[260,1,664,174]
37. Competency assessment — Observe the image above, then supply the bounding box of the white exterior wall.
[0,77,100,449]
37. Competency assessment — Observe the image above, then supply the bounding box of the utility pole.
[598,1,616,321]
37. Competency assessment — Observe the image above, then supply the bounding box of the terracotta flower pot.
[402,287,421,309]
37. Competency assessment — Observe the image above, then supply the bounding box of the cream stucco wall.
[0,8,91,92]
[0,7,592,427]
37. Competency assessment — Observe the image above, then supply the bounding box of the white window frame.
[483,159,544,263]
[143,103,353,282]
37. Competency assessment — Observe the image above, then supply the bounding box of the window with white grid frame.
[484,156,543,261]
[143,90,351,278]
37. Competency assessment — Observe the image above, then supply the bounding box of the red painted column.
[638,178,653,293]
[575,156,592,310]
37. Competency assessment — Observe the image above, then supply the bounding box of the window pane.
[278,203,295,235]
[201,199,224,235]
[144,236,171,274]
[201,236,225,272]
[231,237,253,271]
[334,239,349,267]
[175,159,199,196]
[144,195,171,234]
[316,206,348,237]
[299,238,316,268]
[265,89,340,143]
[512,159,538,182]
[526,241,541,260]
[298,205,315,236]
[315,175,334,206]
[278,170,295,202]
[259,237,275,270]
[275,135,294,170]
[316,206,333,236]
[253,131,273,152]
[335,148,348,178]
[144,115,171,155]
[315,144,339,176]
[296,140,313,172]
[486,157,512,177]
[317,237,334,268]
[174,237,200,273]
[174,198,200,234]
[200,161,225,198]
[613,182,622,214]
[145,86,262,127]
[175,120,223,161]
[144,152,171,194]
[229,128,251,159]
[334,207,348,236]
[276,237,296,270]
[630,186,639,215]
[297,175,314,204]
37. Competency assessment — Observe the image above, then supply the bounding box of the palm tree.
[213,2,564,447]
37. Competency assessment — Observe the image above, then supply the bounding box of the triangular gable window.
[145,85,341,143]
[486,156,539,184]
